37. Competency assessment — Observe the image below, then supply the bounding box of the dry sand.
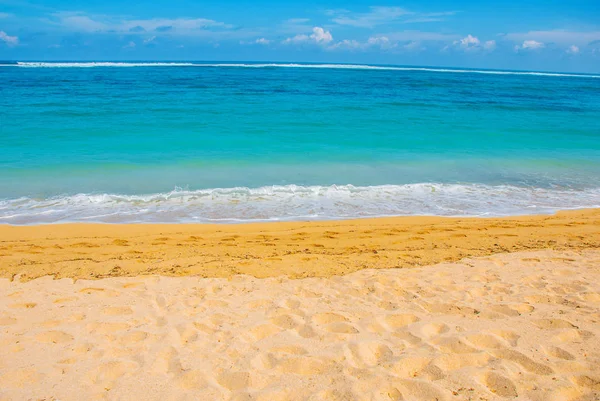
[0,210,599,400]
[0,249,599,400]
[1,209,599,281]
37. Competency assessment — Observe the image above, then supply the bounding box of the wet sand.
[1,209,599,281]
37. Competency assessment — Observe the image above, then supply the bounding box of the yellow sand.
[1,210,599,400]
[0,249,599,400]
[1,208,599,281]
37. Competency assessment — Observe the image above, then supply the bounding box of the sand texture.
[1,209,600,281]
[0,249,599,400]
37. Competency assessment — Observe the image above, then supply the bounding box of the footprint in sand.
[543,345,575,360]
[344,342,393,367]
[324,322,359,334]
[277,356,334,375]
[118,331,149,345]
[0,316,17,325]
[250,352,278,370]
[311,312,348,324]
[0,368,44,388]
[270,314,302,329]
[384,313,420,329]
[391,356,432,378]
[488,304,521,317]
[85,360,139,385]
[481,371,518,398]
[269,345,308,355]
[217,371,251,391]
[571,375,600,391]
[53,296,78,304]
[249,324,283,340]
[433,353,492,371]
[397,379,450,401]
[176,370,209,390]
[176,324,198,344]
[86,322,131,335]
[35,331,74,344]
[433,337,479,354]
[552,329,594,343]
[491,348,553,375]
[419,322,449,339]
[102,306,133,316]
[534,319,576,330]
[463,333,507,349]
[490,330,520,346]
[9,302,37,309]
[295,324,317,338]
[150,347,183,375]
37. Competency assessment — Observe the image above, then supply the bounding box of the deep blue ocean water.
[1,62,599,224]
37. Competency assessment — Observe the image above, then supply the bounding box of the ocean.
[1,62,599,224]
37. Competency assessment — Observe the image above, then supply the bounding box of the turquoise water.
[1,62,599,224]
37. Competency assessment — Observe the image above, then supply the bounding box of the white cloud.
[328,39,363,50]
[239,38,272,45]
[122,41,136,49]
[329,36,396,51]
[331,30,460,53]
[455,34,480,49]
[51,12,108,32]
[49,12,234,36]
[448,34,496,52]
[403,41,422,51]
[0,31,19,46]
[0,12,13,19]
[505,30,600,46]
[311,27,333,43]
[514,40,544,51]
[566,45,580,54]
[123,18,231,32]
[381,30,460,42]
[483,40,496,51]
[328,36,426,52]
[283,27,332,45]
[330,7,411,28]
[283,34,310,44]
[367,36,392,47]
[143,36,156,44]
[328,7,456,28]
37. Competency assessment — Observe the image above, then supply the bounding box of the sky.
[0,0,599,73]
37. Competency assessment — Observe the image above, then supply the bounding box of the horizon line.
[2,60,600,76]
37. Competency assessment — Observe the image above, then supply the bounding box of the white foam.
[1,183,598,225]
[4,62,598,79]
[12,62,195,68]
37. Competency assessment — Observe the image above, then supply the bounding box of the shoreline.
[1,208,599,281]
[1,205,598,227]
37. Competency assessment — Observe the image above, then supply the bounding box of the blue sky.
[1,0,599,72]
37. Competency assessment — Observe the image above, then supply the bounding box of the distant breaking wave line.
[1,183,599,225]
[5,62,599,79]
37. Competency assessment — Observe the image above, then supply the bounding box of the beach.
[2,62,600,400]
[1,210,599,400]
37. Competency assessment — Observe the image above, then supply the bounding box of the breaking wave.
[1,183,599,225]
[3,62,598,79]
